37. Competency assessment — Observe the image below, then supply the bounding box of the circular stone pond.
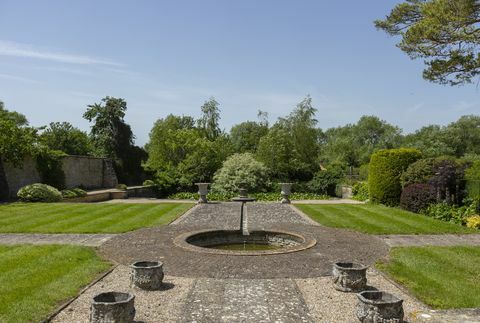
[174,229,317,255]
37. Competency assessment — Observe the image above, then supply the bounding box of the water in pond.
[207,243,280,251]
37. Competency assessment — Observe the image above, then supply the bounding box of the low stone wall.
[2,155,118,199]
[126,186,157,198]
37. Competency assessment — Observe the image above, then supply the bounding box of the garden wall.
[2,156,118,199]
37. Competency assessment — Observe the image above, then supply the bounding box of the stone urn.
[332,262,367,292]
[280,183,292,204]
[90,292,135,323]
[356,291,404,323]
[130,261,164,290]
[195,183,210,204]
[239,188,248,198]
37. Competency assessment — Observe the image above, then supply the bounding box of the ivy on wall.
[35,149,66,190]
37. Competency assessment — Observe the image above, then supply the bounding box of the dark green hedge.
[369,148,422,206]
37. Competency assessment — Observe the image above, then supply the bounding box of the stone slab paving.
[380,233,480,247]
[182,278,314,322]
[0,233,115,247]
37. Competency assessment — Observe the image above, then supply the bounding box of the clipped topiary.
[17,183,62,202]
[400,183,436,213]
[212,153,270,194]
[369,148,421,206]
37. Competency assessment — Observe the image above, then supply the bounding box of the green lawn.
[377,246,480,309]
[295,204,473,234]
[0,244,110,322]
[0,203,193,233]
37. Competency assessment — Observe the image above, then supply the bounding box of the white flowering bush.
[212,153,270,194]
[17,183,62,202]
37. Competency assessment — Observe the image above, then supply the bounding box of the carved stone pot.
[195,183,210,203]
[131,261,164,290]
[356,291,404,323]
[332,262,367,292]
[90,292,135,323]
[280,183,292,204]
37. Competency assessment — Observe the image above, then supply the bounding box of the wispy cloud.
[0,73,40,84]
[0,40,123,66]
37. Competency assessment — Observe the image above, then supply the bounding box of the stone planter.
[131,261,164,290]
[90,292,135,323]
[195,183,210,203]
[332,262,367,292]
[356,291,404,323]
[280,183,292,204]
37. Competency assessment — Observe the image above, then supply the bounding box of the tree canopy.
[39,122,92,156]
[375,0,480,85]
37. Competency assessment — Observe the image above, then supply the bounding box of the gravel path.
[53,266,430,323]
[0,233,115,247]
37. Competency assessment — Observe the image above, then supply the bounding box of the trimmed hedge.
[17,183,62,202]
[369,148,422,206]
[400,183,436,213]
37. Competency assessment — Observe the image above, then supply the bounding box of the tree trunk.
[0,157,9,201]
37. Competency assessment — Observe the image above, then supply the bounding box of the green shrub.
[307,169,343,196]
[369,148,422,206]
[352,182,369,201]
[17,183,62,202]
[400,183,436,213]
[212,153,270,194]
[358,164,369,181]
[143,179,155,186]
[61,188,87,199]
[116,184,128,190]
[400,158,436,188]
[422,201,477,225]
[71,188,87,197]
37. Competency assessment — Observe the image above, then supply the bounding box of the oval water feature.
[174,188,316,255]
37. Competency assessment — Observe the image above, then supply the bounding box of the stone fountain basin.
[174,229,317,256]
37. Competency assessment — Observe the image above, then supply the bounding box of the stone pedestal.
[280,183,292,204]
[131,261,164,290]
[356,291,404,323]
[195,183,210,204]
[90,292,135,323]
[332,262,367,292]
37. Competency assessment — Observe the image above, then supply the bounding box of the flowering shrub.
[422,200,477,225]
[168,192,329,201]
[17,183,62,202]
[466,215,480,229]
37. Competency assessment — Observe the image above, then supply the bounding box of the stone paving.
[99,203,389,279]
[380,233,480,247]
[0,233,115,247]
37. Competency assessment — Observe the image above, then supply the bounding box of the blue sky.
[1,0,479,145]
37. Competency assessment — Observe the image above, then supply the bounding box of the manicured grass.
[377,246,480,309]
[0,203,193,233]
[295,204,473,234]
[0,244,110,322]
